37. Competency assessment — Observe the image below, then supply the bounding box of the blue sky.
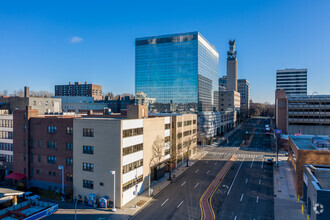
[0,0,329,103]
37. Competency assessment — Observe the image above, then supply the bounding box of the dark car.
[267,158,273,165]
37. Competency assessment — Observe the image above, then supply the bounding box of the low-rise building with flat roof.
[287,135,330,196]
[73,105,196,208]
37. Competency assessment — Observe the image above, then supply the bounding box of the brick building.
[55,82,103,101]
[287,135,330,196]
[12,107,79,194]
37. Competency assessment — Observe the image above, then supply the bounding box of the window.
[165,148,170,155]
[165,123,170,130]
[49,171,52,176]
[47,156,57,164]
[83,162,94,172]
[47,126,57,133]
[122,175,143,192]
[38,155,41,162]
[66,142,73,150]
[36,170,40,174]
[177,133,182,139]
[66,173,73,182]
[83,180,94,189]
[123,144,143,156]
[38,140,42,148]
[184,120,192,126]
[177,122,182,127]
[53,172,56,176]
[100,182,104,186]
[29,138,33,148]
[66,127,73,134]
[193,120,196,124]
[83,128,94,137]
[30,153,33,163]
[47,141,57,149]
[83,146,94,154]
[66,158,73,166]
[193,129,197,134]
[165,136,170,142]
[184,130,192,137]
[122,159,143,174]
[123,127,143,138]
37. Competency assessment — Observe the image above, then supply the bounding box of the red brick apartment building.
[287,135,330,197]
[12,107,79,194]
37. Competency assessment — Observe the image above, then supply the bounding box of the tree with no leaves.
[148,135,164,196]
[183,133,197,167]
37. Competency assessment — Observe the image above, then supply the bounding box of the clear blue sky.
[1,0,329,103]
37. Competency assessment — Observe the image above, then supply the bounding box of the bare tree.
[148,135,164,196]
[183,134,197,167]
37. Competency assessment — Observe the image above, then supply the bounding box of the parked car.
[267,158,273,165]
[20,191,40,200]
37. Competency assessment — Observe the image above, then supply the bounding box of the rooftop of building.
[55,81,101,86]
[276,68,307,72]
[290,135,330,151]
[305,164,330,190]
[288,94,330,100]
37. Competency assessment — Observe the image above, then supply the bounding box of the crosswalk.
[239,147,274,152]
[203,151,264,158]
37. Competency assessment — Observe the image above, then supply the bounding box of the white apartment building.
[0,110,13,179]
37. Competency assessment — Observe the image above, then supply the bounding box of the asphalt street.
[133,118,275,220]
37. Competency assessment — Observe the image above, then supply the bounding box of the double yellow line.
[199,156,236,220]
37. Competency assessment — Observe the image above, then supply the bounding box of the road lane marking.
[234,216,237,220]
[195,169,199,173]
[161,198,169,206]
[181,181,186,187]
[227,158,245,195]
[261,158,264,169]
[259,179,261,184]
[240,193,244,202]
[177,200,184,208]
[207,170,210,174]
[250,157,255,168]
[215,162,217,165]
[245,178,248,184]
[194,183,199,188]
[256,196,259,203]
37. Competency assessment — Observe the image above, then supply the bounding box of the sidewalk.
[52,148,206,220]
[273,153,306,220]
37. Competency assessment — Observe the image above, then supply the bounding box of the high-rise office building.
[226,40,237,91]
[276,69,307,96]
[55,82,103,101]
[135,32,219,112]
[237,79,250,117]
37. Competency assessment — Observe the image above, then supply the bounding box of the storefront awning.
[5,173,26,180]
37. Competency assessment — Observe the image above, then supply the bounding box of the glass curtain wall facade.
[135,32,219,112]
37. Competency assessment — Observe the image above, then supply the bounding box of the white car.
[22,191,41,200]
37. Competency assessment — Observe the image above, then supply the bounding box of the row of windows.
[0,131,13,139]
[48,126,57,133]
[0,143,13,151]
[289,115,330,119]
[184,120,192,126]
[289,109,330,112]
[123,144,143,156]
[47,156,57,164]
[47,141,57,149]
[0,119,13,128]
[123,159,143,174]
[122,175,143,192]
[83,145,94,154]
[123,127,143,138]
[83,162,94,172]
[184,130,192,137]
[83,128,94,137]
[83,180,94,189]
[165,136,170,142]
[0,154,13,163]
[67,158,73,166]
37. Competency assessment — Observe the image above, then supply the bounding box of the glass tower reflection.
[135,32,219,112]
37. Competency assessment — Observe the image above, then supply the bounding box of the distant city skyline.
[0,0,330,103]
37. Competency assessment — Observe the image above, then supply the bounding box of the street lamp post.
[58,165,64,201]
[75,195,81,220]
[109,171,116,212]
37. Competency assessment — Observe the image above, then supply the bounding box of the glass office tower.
[135,32,219,112]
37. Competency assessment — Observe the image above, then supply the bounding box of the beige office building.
[73,105,196,208]
[219,90,241,112]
